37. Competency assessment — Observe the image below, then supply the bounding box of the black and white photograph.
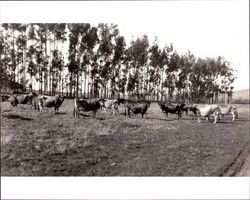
[0,0,249,199]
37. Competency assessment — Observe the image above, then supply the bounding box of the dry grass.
[1,100,249,176]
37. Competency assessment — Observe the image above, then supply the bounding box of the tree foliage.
[0,23,236,103]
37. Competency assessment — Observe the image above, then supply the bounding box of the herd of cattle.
[0,92,238,123]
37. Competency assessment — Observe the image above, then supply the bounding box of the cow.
[9,92,37,107]
[117,98,126,104]
[179,103,190,115]
[100,99,119,115]
[38,94,65,114]
[73,98,103,118]
[125,100,151,118]
[0,94,10,102]
[32,95,43,111]
[195,104,220,123]
[181,104,198,118]
[158,102,182,119]
[218,104,238,121]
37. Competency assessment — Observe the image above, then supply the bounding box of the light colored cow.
[195,104,220,123]
[38,94,65,114]
[219,104,238,121]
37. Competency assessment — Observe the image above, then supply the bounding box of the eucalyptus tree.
[67,23,82,97]
[67,23,99,97]
[79,24,99,97]
[45,23,67,95]
[96,23,119,98]
[15,24,28,90]
[25,24,40,91]
[163,44,180,102]
[127,35,149,98]
[175,51,195,103]
[215,56,236,103]
[0,25,12,92]
[111,35,126,98]
[0,23,22,91]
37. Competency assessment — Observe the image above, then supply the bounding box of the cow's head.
[9,95,18,107]
[146,100,151,108]
[58,95,65,103]
[98,98,107,108]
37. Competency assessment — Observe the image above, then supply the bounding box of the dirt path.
[236,153,250,176]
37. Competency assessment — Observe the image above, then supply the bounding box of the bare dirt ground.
[1,100,249,176]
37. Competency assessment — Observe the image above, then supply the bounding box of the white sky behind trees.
[0,0,249,90]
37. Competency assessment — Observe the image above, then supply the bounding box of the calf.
[38,94,65,114]
[218,104,238,121]
[159,102,182,119]
[74,98,102,118]
[125,101,151,118]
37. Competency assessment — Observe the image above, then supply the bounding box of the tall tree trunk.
[12,29,16,91]
[84,73,86,97]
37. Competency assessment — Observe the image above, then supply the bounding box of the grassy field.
[1,99,249,176]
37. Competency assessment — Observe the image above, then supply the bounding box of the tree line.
[0,23,236,103]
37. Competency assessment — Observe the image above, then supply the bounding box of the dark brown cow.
[38,94,65,114]
[158,102,182,119]
[125,100,151,118]
[73,98,103,118]
[0,94,10,102]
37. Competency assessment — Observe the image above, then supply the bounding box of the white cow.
[218,105,238,121]
[195,104,220,123]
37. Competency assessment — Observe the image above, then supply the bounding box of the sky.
[1,0,249,90]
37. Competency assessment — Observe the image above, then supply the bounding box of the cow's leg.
[213,112,218,123]
[128,109,131,118]
[235,112,238,119]
[38,101,43,113]
[74,108,79,118]
[92,110,97,118]
[197,112,201,122]
[179,111,182,119]
[232,112,235,121]
[142,113,144,118]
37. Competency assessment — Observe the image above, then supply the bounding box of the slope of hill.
[232,89,249,103]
